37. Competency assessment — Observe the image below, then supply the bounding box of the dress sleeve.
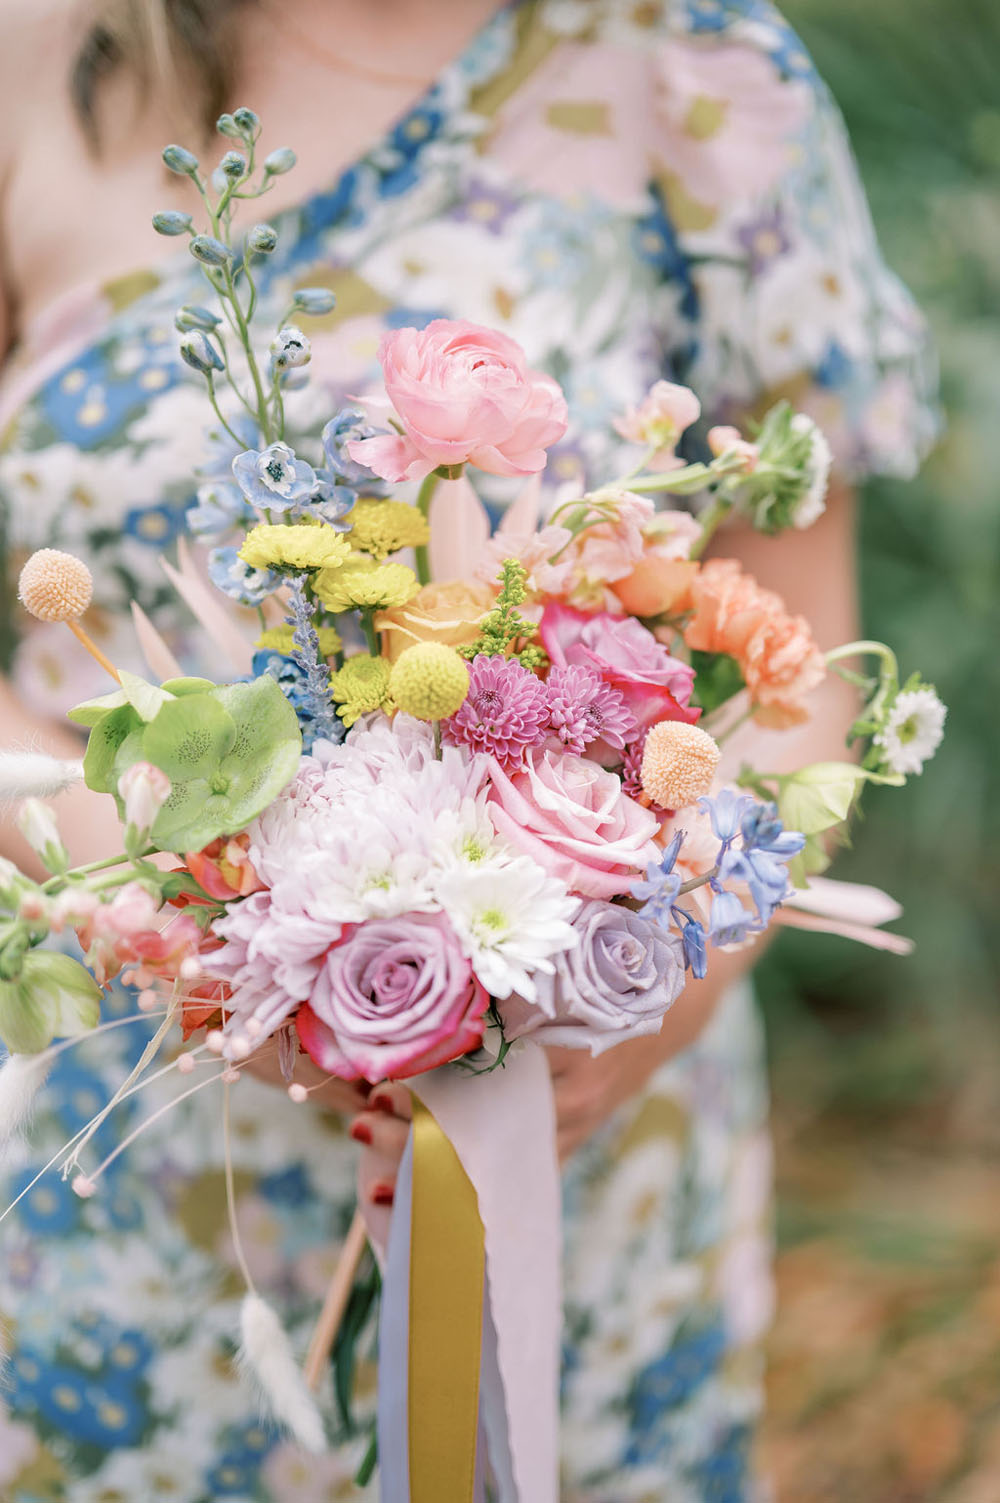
[642,0,940,480]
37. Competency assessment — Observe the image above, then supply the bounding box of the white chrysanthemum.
[874,686,947,776]
[435,860,580,1001]
[429,794,519,875]
[790,412,832,529]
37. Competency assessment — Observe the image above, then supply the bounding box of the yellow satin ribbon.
[408,1095,485,1503]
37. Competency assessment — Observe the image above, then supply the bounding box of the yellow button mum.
[348,497,431,561]
[238,523,351,572]
[329,654,394,727]
[256,623,342,657]
[389,642,470,722]
[314,558,419,613]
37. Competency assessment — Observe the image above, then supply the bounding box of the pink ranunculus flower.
[296,912,489,1082]
[346,320,569,483]
[486,747,660,900]
[540,602,700,731]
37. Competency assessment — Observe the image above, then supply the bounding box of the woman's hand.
[241,1043,371,1120]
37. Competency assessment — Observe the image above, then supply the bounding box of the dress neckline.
[10,0,527,369]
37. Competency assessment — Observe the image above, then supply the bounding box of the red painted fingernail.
[371,1183,394,1207]
[370,1094,393,1114]
[349,1120,372,1144]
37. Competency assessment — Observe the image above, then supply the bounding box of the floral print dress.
[0,2,935,1499]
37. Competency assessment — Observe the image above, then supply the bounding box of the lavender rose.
[501,900,684,1055]
[296,912,489,1082]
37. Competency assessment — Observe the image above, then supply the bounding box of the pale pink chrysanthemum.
[546,664,637,756]
[442,654,549,770]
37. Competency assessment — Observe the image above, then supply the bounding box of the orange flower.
[186,834,265,902]
[611,557,700,618]
[684,558,825,727]
[375,579,496,663]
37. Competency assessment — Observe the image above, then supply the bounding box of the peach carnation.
[684,558,825,727]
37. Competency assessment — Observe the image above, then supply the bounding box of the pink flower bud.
[707,425,759,472]
[614,381,701,454]
[117,761,172,833]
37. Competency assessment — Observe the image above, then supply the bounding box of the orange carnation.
[684,558,825,727]
[375,579,496,663]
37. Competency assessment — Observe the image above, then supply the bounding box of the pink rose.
[347,319,569,483]
[296,913,489,1082]
[487,748,660,900]
[540,602,699,731]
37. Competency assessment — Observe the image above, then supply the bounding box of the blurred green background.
[760,2,1000,1496]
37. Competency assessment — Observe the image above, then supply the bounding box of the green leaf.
[160,676,218,696]
[778,761,870,836]
[0,976,54,1053]
[141,695,236,783]
[82,705,142,793]
[67,689,129,727]
[689,650,745,714]
[118,670,176,722]
[40,953,101,1038]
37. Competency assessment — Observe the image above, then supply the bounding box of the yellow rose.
[375,579,497,664]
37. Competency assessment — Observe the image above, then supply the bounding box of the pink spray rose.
[347,320,569,483]
[540,602,699,731]
[486,747,660,900]
[296,912,489,1082]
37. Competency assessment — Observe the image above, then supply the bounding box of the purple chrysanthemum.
[621,734,645,801]
[547,664,638,757]
[442,654,549,769]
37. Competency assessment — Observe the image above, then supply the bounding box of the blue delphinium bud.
[263,147,297,176]
[291,287,337,316]
[219,150,247,180]
[152,210,194,237]
[247,223,278,254]
[189,234,232,267]
[175,304,223,333]
[179,331,224,374]
[216,113,242,139]
[162,144,199,176]
[233,107,260,136]
[270,326,311,369]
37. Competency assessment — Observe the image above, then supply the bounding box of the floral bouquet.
[0,111,945,1500]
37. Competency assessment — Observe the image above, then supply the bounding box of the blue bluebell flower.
[232,441,316,510]
[632,830,684,924]
[676,912,708,978]
[708,889,758,946]
[720,845,792,926]
[208,546,280,605]
[697,788,755,846]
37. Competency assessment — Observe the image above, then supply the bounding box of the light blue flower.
[208,546,280,605]
[232,441,316,510]
[307,470,356,529]
[632,830,684,925]
[708,889,758,946]
[677,912,708,979]
[698,789,755,846]
[186,480,254,539]
[322,409,380,486]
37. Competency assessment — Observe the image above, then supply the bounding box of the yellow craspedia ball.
[641,720,721,810]
[18,549,93,622]
[388,642,470,722]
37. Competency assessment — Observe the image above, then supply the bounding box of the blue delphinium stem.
[286,575,341,745]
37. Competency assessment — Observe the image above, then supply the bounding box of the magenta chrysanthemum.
[442,654,549,769]
[621,733,646,802]
[547,664,637,756]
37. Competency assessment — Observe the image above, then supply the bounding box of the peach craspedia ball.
[640,720,721,811]
[18,549,93,623]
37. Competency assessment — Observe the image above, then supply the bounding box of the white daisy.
[435,860,580,1000]
[874,686,947,776]
[790,412,832,529]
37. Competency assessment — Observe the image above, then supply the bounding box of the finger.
[349,1109,411,1161]
[545,1046,579,1079]
[368,1082,413,1120]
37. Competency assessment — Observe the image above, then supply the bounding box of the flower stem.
[688,497,732,560]
[360,609,379,656]
[413,472,440,586]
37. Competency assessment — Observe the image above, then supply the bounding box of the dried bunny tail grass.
[0,1052,51,1152]
[18,550,93,623]
[237,1294,327,1454]
[0,752,84,803]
